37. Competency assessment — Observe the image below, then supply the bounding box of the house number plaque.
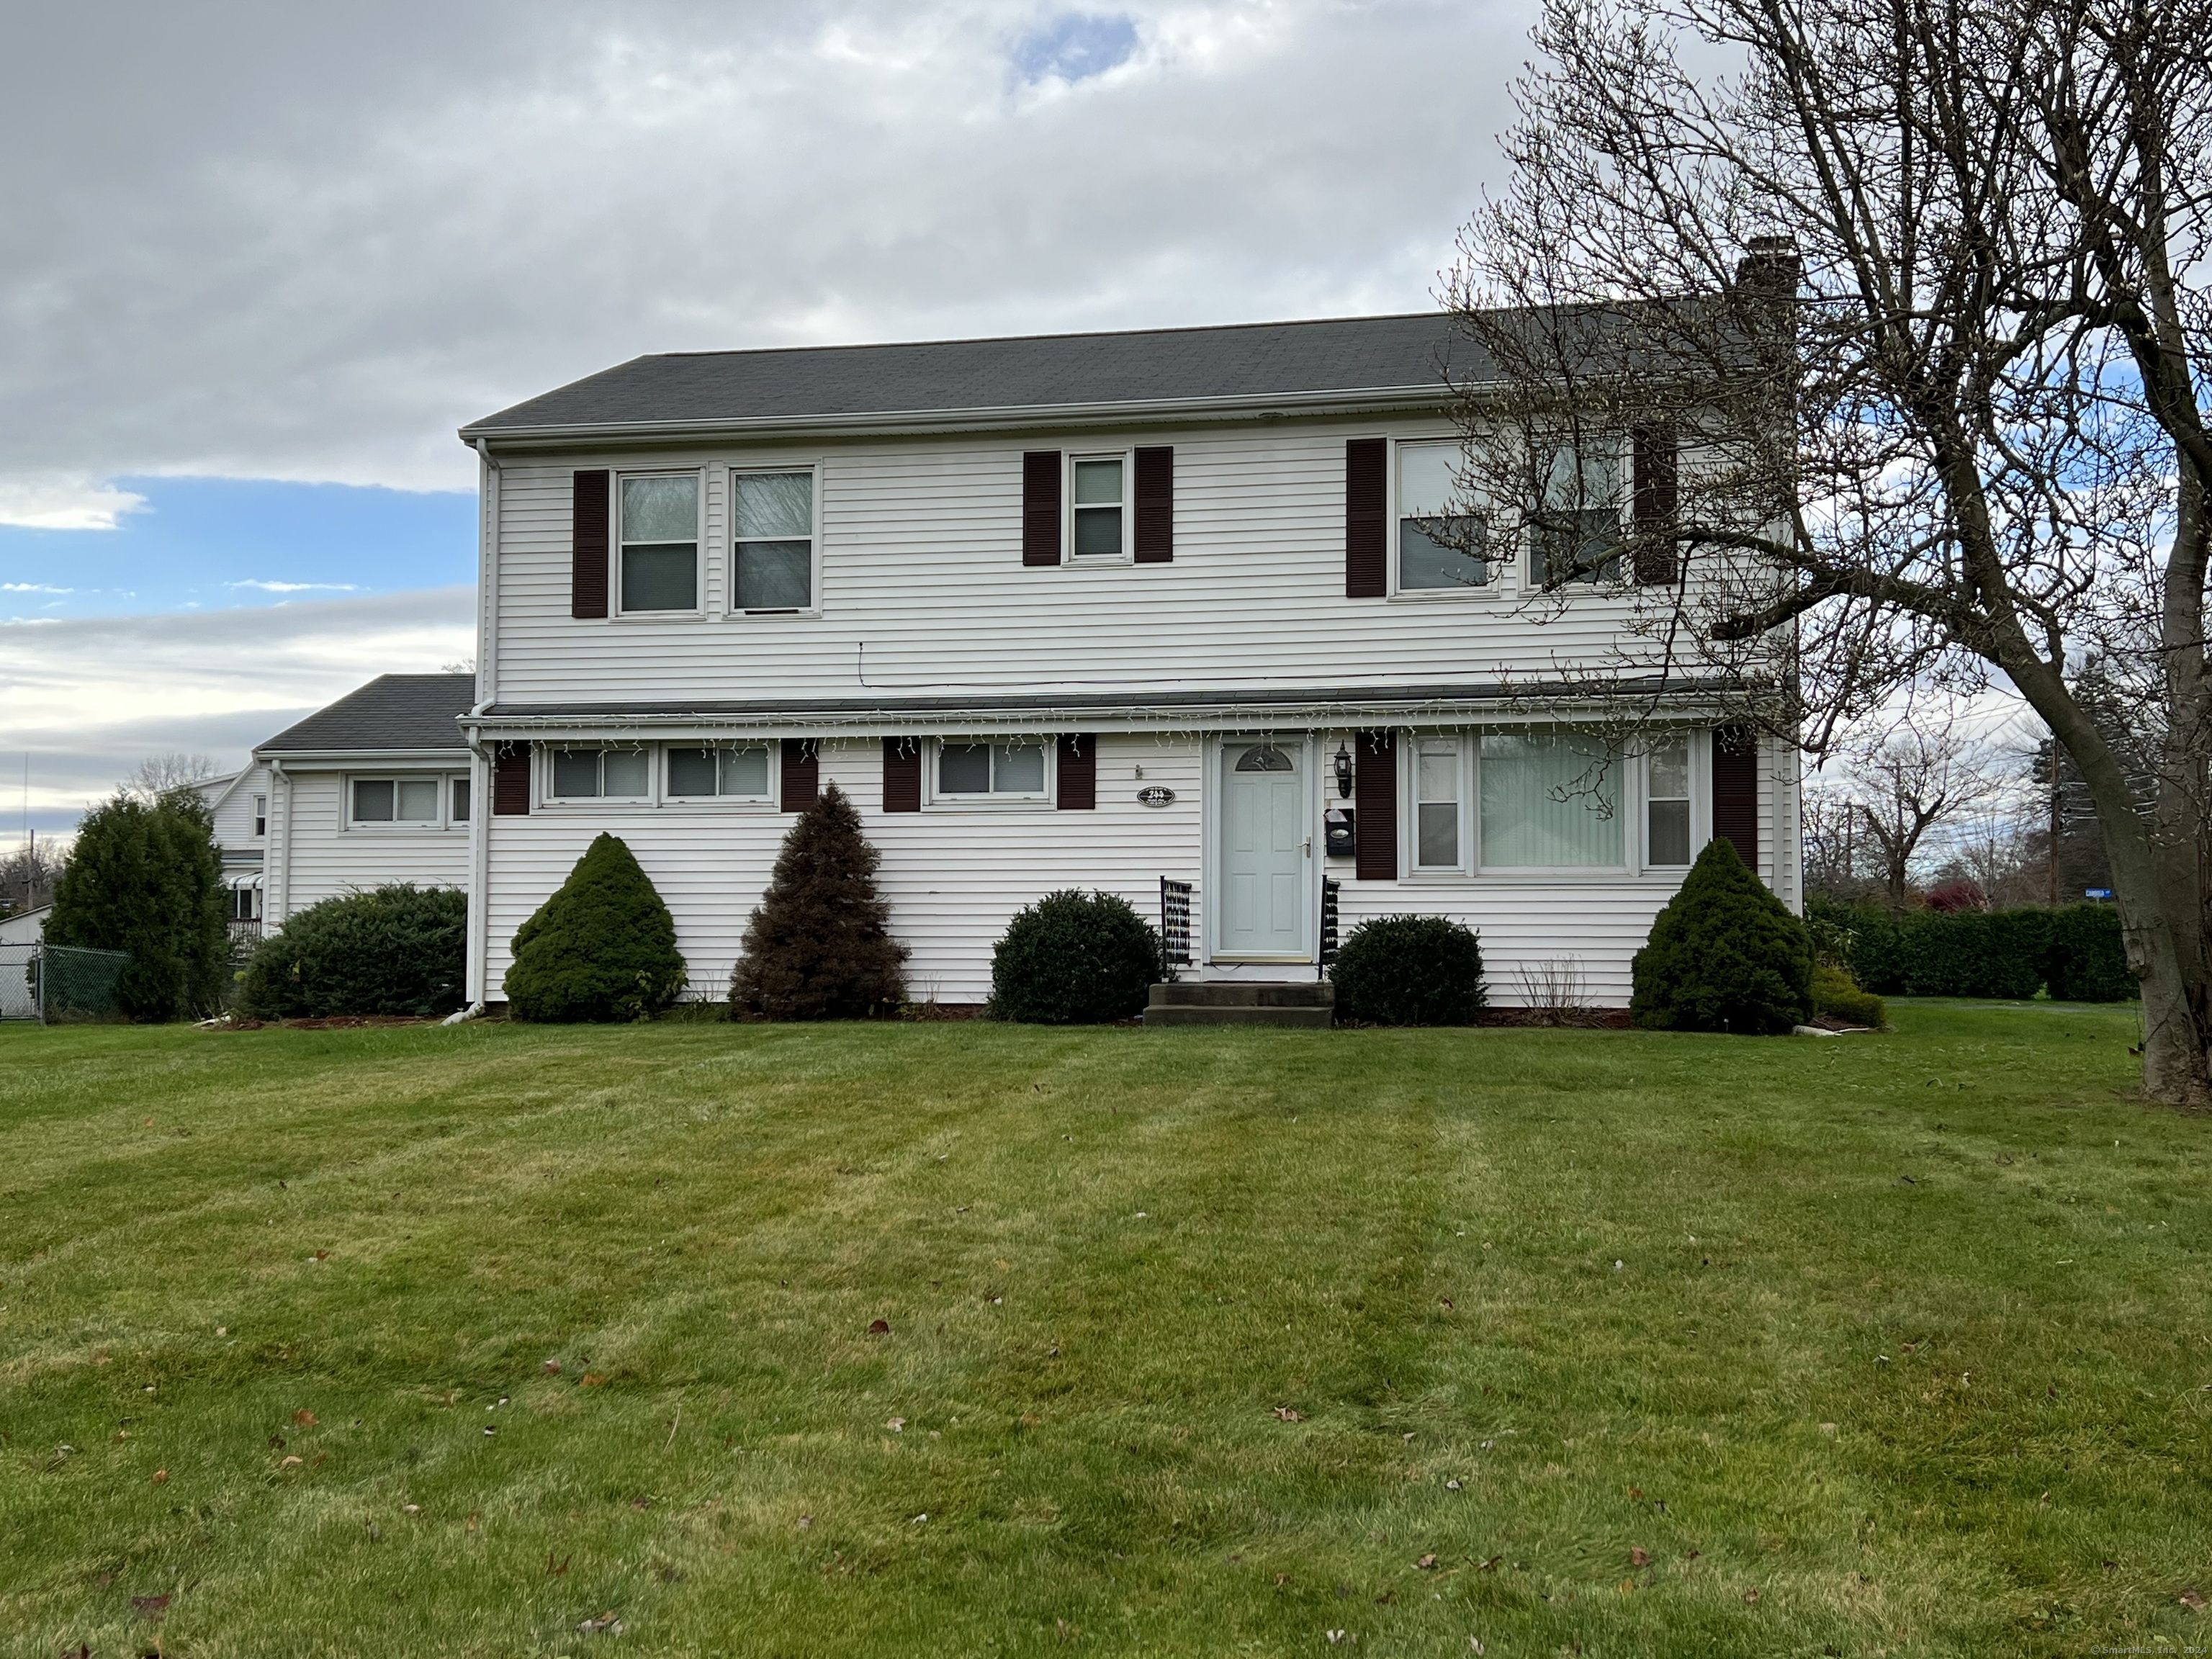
[1135,786,1177,807]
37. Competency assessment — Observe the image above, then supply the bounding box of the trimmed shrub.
[2044,904,2136,1002]
[1811,962,1885,1028]
[732,783,907,1020]
[1330,915,1487,1026]
[46,789,228,1020]
[989,889,1161,1024]
[1632,837,1813,1034]
[240,885,468,1019]
[505,835,687,1021]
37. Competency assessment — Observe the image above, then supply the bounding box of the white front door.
[1218,740,1307,958]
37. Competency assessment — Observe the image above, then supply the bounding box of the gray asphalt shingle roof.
[257,675,475,755]
[462,313,1476,436]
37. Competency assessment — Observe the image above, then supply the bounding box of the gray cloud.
[1,588,475,831]
[0,0,1529,507]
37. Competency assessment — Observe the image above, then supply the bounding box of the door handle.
[1303,837,1312,858]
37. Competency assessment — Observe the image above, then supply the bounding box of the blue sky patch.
[1012,13,1138,84]
[0,476,477,620]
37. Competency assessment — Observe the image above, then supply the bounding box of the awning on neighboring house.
[225,871,264,893]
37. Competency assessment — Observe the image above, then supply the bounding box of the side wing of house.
[253,675,477,927]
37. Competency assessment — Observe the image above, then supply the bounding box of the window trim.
[611,468,706,620]
[251,793,268,838]
[925,737,1056,807]
[1404,734,1473,876]
[660,742,779,805]
[343,771,469,832]
[727,464,822,619]
[1388,436,1501,602]
[1064,450,1133,565]
[1637,729,1706,873]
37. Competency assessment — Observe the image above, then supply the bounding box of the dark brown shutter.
[1632,425,1679,585]
[1133,447,1173,563]
[1354,729,1397,880]
[781,739,819,811]
[492,742,531,815]
[572,469,610,619]
[882,737,922,812]
[1345,439,1387,598]
[1056,734,1096,809]
[1022,451,1062,567]
[1712,724,1759,870]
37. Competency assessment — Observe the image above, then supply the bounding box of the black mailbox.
[1323,807,1356,858]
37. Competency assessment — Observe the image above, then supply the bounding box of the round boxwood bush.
[1632,838,1813,1033]
[240,884,468,1019]
[1329,914,1487,1026]
[505,833,688,1022]
[990,889,1161,1024]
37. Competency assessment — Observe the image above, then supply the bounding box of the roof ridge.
[647,311,1447,364]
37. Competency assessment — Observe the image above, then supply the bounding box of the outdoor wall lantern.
[1334,742,1354,799]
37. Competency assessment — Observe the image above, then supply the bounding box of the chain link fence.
[0,944,132,1022]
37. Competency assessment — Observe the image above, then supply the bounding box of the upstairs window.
[549,747,651,800]
[937,739,1048,799]
[1397,442,1489,590]
[1479,732,1622,868]
[665,745,773,799]
[251,793,267,837]
[733,472,814,611]
[1069,456,1126,559]
[619,474,699,613]
[351,778,442,824]
[1532,441,1622,586]
[1645,737,1693,866]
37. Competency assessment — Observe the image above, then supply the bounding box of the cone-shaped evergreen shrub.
[505,834,687,1021]
[1330,914,1487,1025]
[46,789,228,1020]
[990,889,1160,1023]
[1632,837,1813,1033]
[731,783,907,1019]
[240,884,467,1019]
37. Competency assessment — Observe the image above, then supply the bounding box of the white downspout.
[466,439,500,1004]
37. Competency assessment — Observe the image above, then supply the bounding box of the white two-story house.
[449,313,1799,1010]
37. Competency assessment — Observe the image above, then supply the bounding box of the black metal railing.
[1320,876,1341,966]
[1159,878,1192,978]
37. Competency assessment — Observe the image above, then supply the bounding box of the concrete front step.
[1148,981,1334,1009]
[1142,1004,1335,1028]
[1143,981,1335,1026]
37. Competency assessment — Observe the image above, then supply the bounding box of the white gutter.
[458,382,1455,451]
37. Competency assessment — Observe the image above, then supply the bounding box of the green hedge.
[1808,897,2134,1002]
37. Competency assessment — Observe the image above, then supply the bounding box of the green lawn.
[1,1002,2204,1657]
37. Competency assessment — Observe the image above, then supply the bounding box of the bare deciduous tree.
[125,752,220,802]
[0,840,64,917]
[1448,0,2212,1104]
[1843,723,2002,909]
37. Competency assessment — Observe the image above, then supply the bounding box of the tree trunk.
[2096,801,2212,1110]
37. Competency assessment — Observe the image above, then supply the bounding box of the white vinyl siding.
[270,769,472,919]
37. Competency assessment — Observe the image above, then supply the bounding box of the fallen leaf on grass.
[130,1593,169,1620]
[2182,1588,2207,1612]
[1471,1555,1503,1573]
[547,1553,570,1577]
[578,1611,624,1634]
[292,1409,318,1426]
[1326,1632,1349,1646]
[1629,1547,1650,1567]
[150,1469,167,1485]
[279,1456,303,1469]
[543,1359,561,1374]
[886,1418,906,1433]
[1416,1555,1438,1570]
[867,1320,891,1336]
[1444,1480,1463,1493]
[580,1374,606,1388]
[1272,1407,1303,1422]
[1743,1588,1761,1604]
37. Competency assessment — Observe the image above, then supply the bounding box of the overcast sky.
[0,0,1536,837]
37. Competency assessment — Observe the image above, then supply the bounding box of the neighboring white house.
[231,675,477,930]
[436,313,1800,1008]
[0,904,50,945]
